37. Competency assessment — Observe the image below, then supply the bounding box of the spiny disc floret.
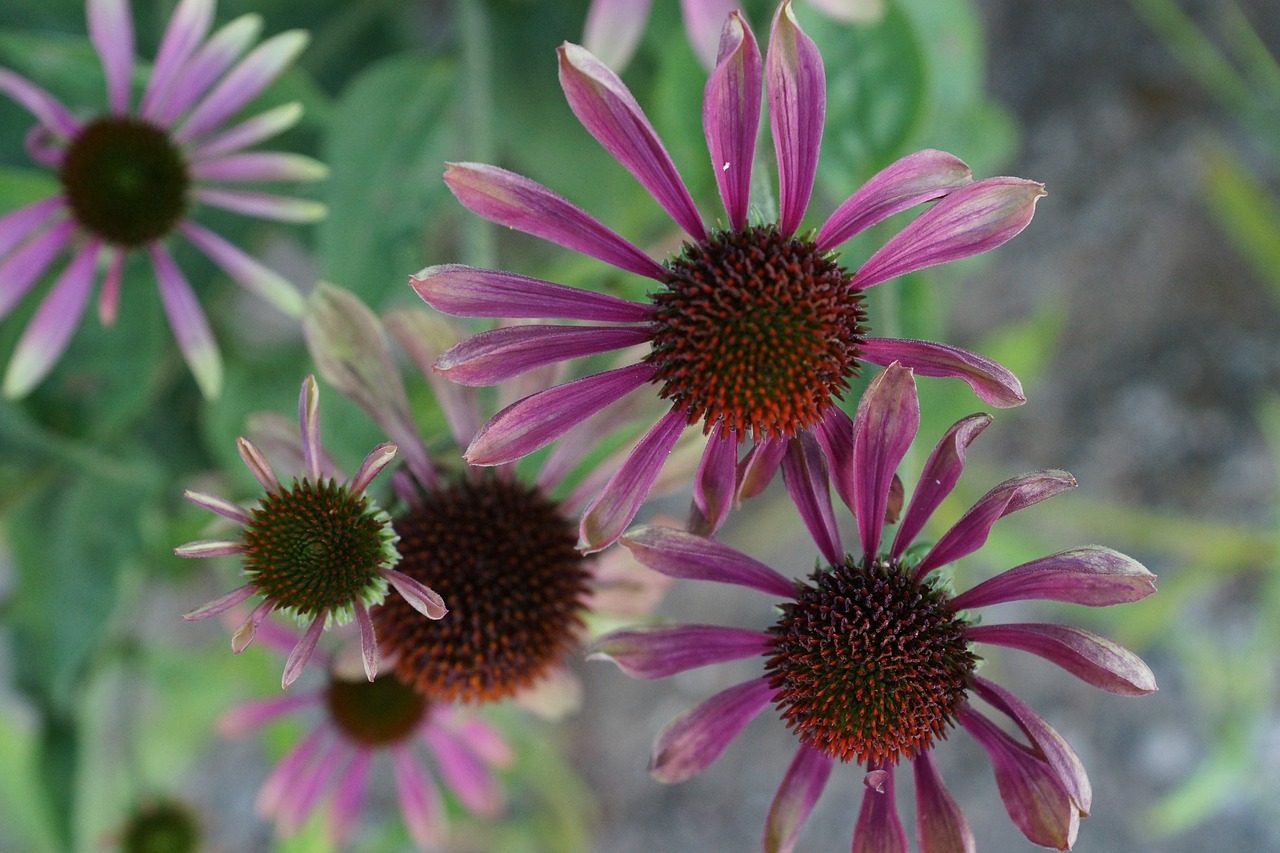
[765,556,977,765]
[374,477,590,703]
[647,225,866,441]
[58,116,189,247]
[326,673,429,747]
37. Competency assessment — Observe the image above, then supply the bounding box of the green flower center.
[765,557,976,766]
[325,673,430,747]
[374,477,589,703]
[58,116,189,247]
[242,478,394,621]
[120,800,200,853]
[647,225,866,441]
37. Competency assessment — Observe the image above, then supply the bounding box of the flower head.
[177,375,447,689]
[590,362,1157,852]
[414,1,1044,550]
[0,0,327,398]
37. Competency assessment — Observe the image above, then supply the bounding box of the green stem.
[458,0,497,270]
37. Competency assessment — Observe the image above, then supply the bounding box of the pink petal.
[968,623,1157,696]
[88,0,135,115]
[0,218,74,322]
[763,745,834,853]
[96,248,124,326]
[650,677,774,783]
[680,0,740,68]
[151,14,262,124]
[737,436,787,500]
[811,405,856,513]
[703,11,762,229]
[256,726,326,817]
[0,69,79,137]
[950,546,1157,610]
[424,727,503,817]
[780,433,842,565]
[0,196,63,260]
[558,43,705,241]
[190,101,303,159]
[581,0,652,70]
[326,749,371,845]
[688,434,738,536]
[383,567,448,620]
[348,441,397,495]
[141,0,215,116]
[182,488,251,524]
[411,262,651,322]
[353,600,379,682]
[850,762,908,853]
[890,413,991,560]
[589,624,770,679]
[173,539,245,559]
[384,308,477,469]
[237,436,280,492]
[444,162,667,280]
[191,151,327,182]
[860,337,1025,408]
[620,525,795,597]
[438,324,651,386]
[149,244,222,399]
[912,750,975,853]
[767,1,825,235]
[177,30,310,143]
[217,690,319,735]
[851,363,918,560]
[181,583,254,619]
[181,220,304,317]
[275,739,342,832]
[282,613,326,689]
[391,745,445,849]
[230,599,274,653]
[298,374,322,481]
[193,187,327,222]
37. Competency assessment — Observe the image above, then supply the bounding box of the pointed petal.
[0,196,63,260]
[680,0,740,68]
[181,220,304,317]
[194,187,327,222]
[0,218,73,322]
[383,308,477,466]
[237,436,280,492]
[816,150,974,250]
[851,363,918,560]
[424,726,503,816]
[181,583,254,619]
[151,14,262,124]
[466,363,655,465]
[767,1,825,235]
[0,70,79,137]
[298,374,322,481]
[737,437,787,500]
[851,763,908,853]
[383,567,448,620]
[620,525,795,597]
[411,262,651,322]
[256,726,326,817]
[282,613,326,688]
[173,539,246,559]
[912,750,975,853]
[860,337,1025,408]
[854,178,1046,290]
[88,0,135,114]
[190,101,303,159]
[764,745,833,853]
[177,30,309,143]
[780,433,842,565]
[326,749,371,846]
[348,442,397,495]
[142,0,215,114]
[891,413,991,560]
[559,43,705,241]
[217,690,318,735]
[183,488,252,524]
[3,239,97,398]
[191,151,328,183]
[438,324,651,386]
[688,434,738,536]
[391,745,445,848]
[353,600,379,681]
[582,0,652,70]
[580,408,686,552]
[650,677,774,783]
[445,162,666,279]
[811,405,856,513]
[951,547,1157,610]
[969,623,1157,695]
[149,244,223,399]
[589,624,770,679]
[703,11,762,230]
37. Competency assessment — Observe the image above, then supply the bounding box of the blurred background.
[1,0,1277,850]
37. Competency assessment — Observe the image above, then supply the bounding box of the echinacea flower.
[590,362,1157,852]
[177,375,446,688]
[219,626,513,848]
[0,0,326,399]
[303,284,674,714]
[414,2,1044,551]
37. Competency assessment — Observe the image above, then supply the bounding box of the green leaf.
[1201,143,1280,302]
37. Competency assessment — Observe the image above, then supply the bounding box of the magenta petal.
[891,413,992,560]
[353,600,379,682]
[189,101,302,159]
[914,470,1077,580]
[391,745,445,849]
[298,374,322,481]
[150,244,223,399]
[851,762,908,853]
[559,43,705,241]
[142,0,215,115]
[444,163,667,280]
[0,196,63,260]
[650,677,774,783]
[466,363,654,465]
[912,750,975,853]
[767,1,825,235]
[589,624,770,679]
[237,436,280,492]
[852,363,919,560]
[703,11,762,230]
[581,0,651,70]
[968,623,1157,696]
[689,434,738,536]
[860,337,1025,408]
[0,70,79,137]
[816,150,974,251]
[424,728,501,817]
[854,177,1046,290]
[680,0,740,68]
[182,583,254,620]
[218,690,318,735]
[620,525,795,597]
[182,488,252,525]
[811,404,856,513]
[763,745,834,853]
[0,218,74,322]
[781,433,842,565]
[580,408,686,552]
[383,567,448,620]
[951,546,1157,610]
[327,749,371,846]
[410,263,651,322]
[737,437,787,500]
[282,613,325,689]
[88,0,135,115]
[152,15,261,124]
[438,324,650,386]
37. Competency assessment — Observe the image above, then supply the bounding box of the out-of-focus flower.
[591,362,1157,852]
[303,284,675,717]
[112,798,201,853]
[415,1,1043,551]
[0,0,326,398]
[177,375,446,689]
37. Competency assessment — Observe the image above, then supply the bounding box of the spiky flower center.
[647,225,866,441]
[120,800,200,853]
[242,478,394,620]
[374,477,590,703]
[326,673,429,747]
[58,116,189,247]
[765,557,977,766]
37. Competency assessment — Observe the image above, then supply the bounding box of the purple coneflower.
[219,626,512,848]
[0,0,326,398]
[591,362,1157,852]
[177,375,447,689]
[303,285,673,714]
[414,1,1044,551]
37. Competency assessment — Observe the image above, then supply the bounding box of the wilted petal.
[767,0,825,235]
[891,413,992,560]
[968,623,1157,696]
[230,599,274,653]
[281,613,326,689]
[860,337,1025,408]
[951,547,1157,610]
[383,567,448,620]
[348,442,397,495]
[589,624,770,679]
[621,525,795,597]
[181,583,254,619]
[183,488,252,525]
[174,539,246,559]
[88,0,136,115]
[150,244,223,399]
[581,0,652,70]
[353,600,379,682]
[438,324,651,386]
[704,11,762,229]
[912,750,975,853]
[852,363,918,560]
[851,763,908,853]
[781,433,842,565]
[763,745,834,853]
[650,677,774,783]
[411,263,651,322]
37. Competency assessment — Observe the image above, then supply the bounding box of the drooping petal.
[177,30,310,143]
[0,218,74,322]
[437,324,651,386]
[914,470,1077,580]
[763,745,833,853]
[88,0,135,115]
[424,726,503,817]
[444,162,667,280]
[352,600,378,682]
[559,43,705,241]
[767,0,825,235]
[0,196,63,260]
[0,70,79,137]
[189,101,303,160]
[149,244,223,399]
[781,433,842,565]
[912,750,975,853]
[854,178,1046,290]
[689,434,738,536]
[737,437,787,500]
[383,567,448,620]
[173,539,246,559]
[950,547,1157,610]
[193,187,327,222]
[581,0,652,70]
[230,599,274,653]
[466,363,655,465]
[851,363,918,560]
[281,613,326,689]
[704,11,762,229]
[141,0,215,116]
[860,337,1025,408]
[327,748,371,846]
[891,413,992,560]
[236,435,280,492]
[391,745,445,849]
[650,677,774,783]
[151,14,262,124]
[182,488,252,525]
[348,441,397,495]
[589,624,770,679]
[851,762,908,853]
[411,263,651,322]
[816,150,974,251]
[580,408,687,552]
[967,623,1157,696]
[217,690,319,735]
[811,404,856,512]
[181,583,254,619]
[620,525,795,597]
